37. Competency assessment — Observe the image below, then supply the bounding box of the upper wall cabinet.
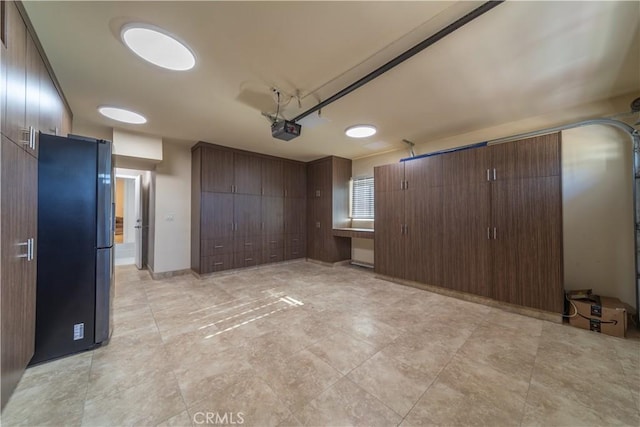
[284,161,306,198]
[234,152,262,195]
[262,158,283,197]
[3,1,27,147]
[1,1,71,158]
[201,145,234,193]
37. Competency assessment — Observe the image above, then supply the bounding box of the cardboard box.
[568,296,627,338]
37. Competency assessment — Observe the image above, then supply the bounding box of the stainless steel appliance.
[30,133,114,365]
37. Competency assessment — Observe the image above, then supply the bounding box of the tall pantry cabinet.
[306,156,352,263]
[375,133,563,313]
[1,0,73,409]
[191,142,307,274]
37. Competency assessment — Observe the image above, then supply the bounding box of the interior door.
[134,174,143,269]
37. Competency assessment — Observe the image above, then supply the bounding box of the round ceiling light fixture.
[345,124,377,138]
[98,106,147,124]
[121,24,196,71]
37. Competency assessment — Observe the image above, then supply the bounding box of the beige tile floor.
[2,261,639,427]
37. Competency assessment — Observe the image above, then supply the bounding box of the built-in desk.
[332,228,374,239]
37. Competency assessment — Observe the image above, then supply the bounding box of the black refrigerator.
[30,133,114,365]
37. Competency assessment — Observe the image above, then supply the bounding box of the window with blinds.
[350,177,374,219]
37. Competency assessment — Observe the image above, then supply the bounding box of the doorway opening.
[114,172,144,267]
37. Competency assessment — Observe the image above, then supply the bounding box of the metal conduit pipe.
[485,118,640,320]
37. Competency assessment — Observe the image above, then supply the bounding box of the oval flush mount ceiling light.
[345,124,377,138]
[98,106,147,124]
[121,24,195,71]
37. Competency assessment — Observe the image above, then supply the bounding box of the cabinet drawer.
[201,238,233,256]
[286,234,306,248]
[264,235,284,249]
[201,254,233,273]
[285,243,306,260]
[264,247,284,264]
[233,250,263,268]
[234,236,262,252]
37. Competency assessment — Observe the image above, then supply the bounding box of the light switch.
[165,214,175,222]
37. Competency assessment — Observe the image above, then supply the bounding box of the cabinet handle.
[400,180,404,190]
[270,255,277,258]
[17,240,30,259]
[30,127,37,150]
[20,128,31,146]
[284,189,288,197]
[493,168,497,181]
[487,227,491,240]
[214,245,223,249]
[405,180,408,190]
[292,239,299,242]
[270,240,277,244]
[493,227,497,240]
[486,169,490,181]
[214,262,223,266]
[401,224,404,235]
[245,258,253,261]
[244,242,252,246]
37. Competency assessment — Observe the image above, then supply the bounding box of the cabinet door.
[202,147,234,193]
[404,155,442,188]
[284,161,306,198]
[24,33,40,157]
[405,185,443,285]
[284,197,306,235]
[201,192,234,239]
[491,133,560,181]
[234,153,262,195]
[262,158,283,197]
[307,197,322,260]
[374,163,404,193]
[442,146,490,186]
[374,190,405,278]
[22,153,37,359]
[491,180,520,305]
[3,1,26,145]
[234,194,261,236]
[1,136,32,409]
[38,62,62,137]
[442,183,491,296]
[262,196,283,235]
[517,176,563,312]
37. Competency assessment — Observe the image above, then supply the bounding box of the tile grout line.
[78,350,95,426]
[397,311,489,426]
[517,328,542,427]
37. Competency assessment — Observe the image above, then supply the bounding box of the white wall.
[151,141,192,273]
[562,125,634,307]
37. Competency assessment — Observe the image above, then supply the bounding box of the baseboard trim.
[306,258,351,267]
[375,273,563,324]
[191,258,307,279]
[147,266,192,280]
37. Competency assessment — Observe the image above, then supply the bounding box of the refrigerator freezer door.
[96,139,113,249]
[95,247,113,343]
[32,134,97,365]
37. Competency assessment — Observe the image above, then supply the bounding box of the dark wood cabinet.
[234,152,262,195]
[375,133,563,313]
[192,142,307,273]
[306,156,351,263]
[374,189,405,278]
[1,1,71,408]
[491,174,563,312]
[262,158,283,197]
[284,161,306,198]
[202,146,234,193]
[442,182,491,296]
[3,1,26,146]
[1,136,37,409]
[375,156,443,284]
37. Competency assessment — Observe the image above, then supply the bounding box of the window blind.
[351,177,374,219]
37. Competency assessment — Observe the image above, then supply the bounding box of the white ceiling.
[24,1,640,162]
